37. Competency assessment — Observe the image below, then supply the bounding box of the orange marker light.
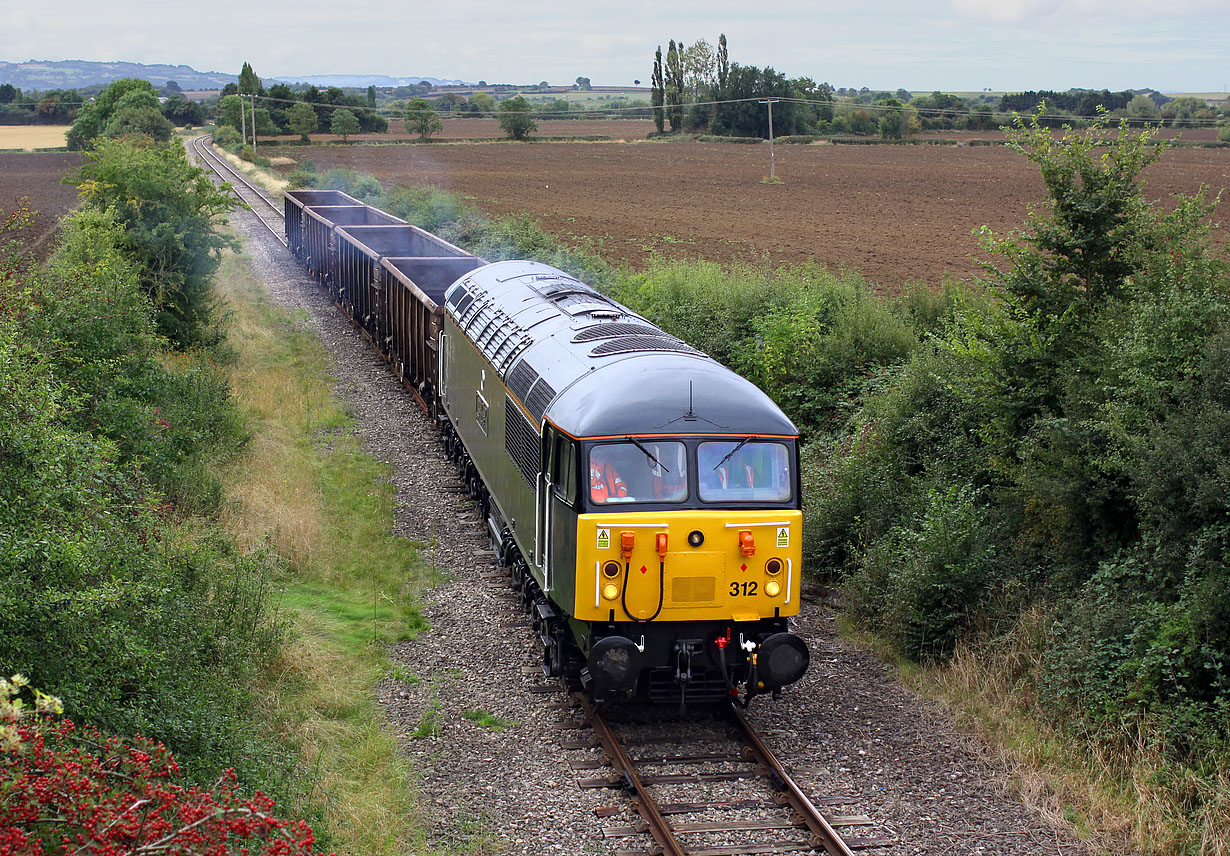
[739,529,755,557]
[620,531,635,561]
[655,532,668,560]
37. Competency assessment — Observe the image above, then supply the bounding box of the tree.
[651,46,665,134]
[1126,94,1160,121]
[215,94,246,130]
[682,39,716,96]
[162,94,204,127]
[575,76,592,91]
[66,78,159,151]
[665,39,685,131]
[0,83,16,104]
[711,64,798,138]
[404,97,442,140]
[1161,95,1213,128]
[470,91,496,115]
[287,101,318,142]
[330,107,360,141]
[876,99,916,139]
[498,95,536,140]
[238,61,263,95]
[366,84,377,106]
[252,107,279,137]
[102,90,174,143]
[717,33,729,95]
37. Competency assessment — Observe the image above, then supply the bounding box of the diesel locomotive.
[283,189,810,706]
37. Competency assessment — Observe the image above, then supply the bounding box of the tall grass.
[905,612,1230,856]
[213,245,440,855]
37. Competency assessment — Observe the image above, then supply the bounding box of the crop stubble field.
[273,126,1230,289]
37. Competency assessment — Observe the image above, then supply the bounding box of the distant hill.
[0,60,237,90]
[0,61,472,93]
[269,74,469,88]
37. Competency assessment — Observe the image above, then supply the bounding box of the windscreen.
[697,440,792,503]
[588,441,688,505]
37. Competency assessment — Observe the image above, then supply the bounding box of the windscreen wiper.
[625,436,670,473]
[712,437,751,471]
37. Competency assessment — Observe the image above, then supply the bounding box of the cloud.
[949,0,1222,23]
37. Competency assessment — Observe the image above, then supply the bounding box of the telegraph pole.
[759,99,780,182]
[240,95,247,145]
[250,94,258,150]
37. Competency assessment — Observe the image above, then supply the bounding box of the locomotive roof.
[443,261,797,439]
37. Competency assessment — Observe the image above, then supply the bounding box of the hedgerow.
[1,182,286,792]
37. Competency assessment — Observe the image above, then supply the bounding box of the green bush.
[848,483,997,658]
[212,125,242,147]
[70,139,239,349]
[826,113,1230,762]
[37,208,247,511]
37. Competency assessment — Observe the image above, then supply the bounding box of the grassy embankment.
[212,243,446,855]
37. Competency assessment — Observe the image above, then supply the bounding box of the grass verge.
[839,613,1229,856]
[213,240,443,855]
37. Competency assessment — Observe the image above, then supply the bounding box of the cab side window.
[553,438,577,505]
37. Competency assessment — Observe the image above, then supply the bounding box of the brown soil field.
[268,138,1230,290]
[0,152,84,260]
[260,117,657,145]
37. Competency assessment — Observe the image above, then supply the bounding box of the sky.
[3,0,1227,94]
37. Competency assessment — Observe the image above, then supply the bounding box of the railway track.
[190,135,286,245]
[568,695,893,856]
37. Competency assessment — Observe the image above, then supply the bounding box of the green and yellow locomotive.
[438,261,809,705]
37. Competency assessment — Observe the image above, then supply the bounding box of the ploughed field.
[0,152,84,260]
[270,136,1230,289]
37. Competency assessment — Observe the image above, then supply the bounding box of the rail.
[190,135,286,246]
[574,693,889,856]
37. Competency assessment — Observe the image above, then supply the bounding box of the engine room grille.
[504,397,540,487]
[505,360,539,403]
[524,379,557,424]
[590,335,700,357]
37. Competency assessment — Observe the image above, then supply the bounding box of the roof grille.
[573,323,660,342]
[590,336,701,357]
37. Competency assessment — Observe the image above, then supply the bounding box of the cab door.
[536,426,557,590]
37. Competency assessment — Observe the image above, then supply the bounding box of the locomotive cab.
[572,436,806,703]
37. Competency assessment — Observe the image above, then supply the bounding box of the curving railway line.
[190,135,286,245]
[191,135,891,856]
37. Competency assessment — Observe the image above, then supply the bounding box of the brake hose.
[621,560,664,623]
